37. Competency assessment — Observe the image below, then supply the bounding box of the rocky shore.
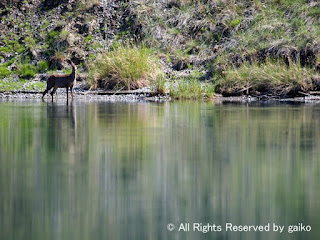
[1,0,320,98]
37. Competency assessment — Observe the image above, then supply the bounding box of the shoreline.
[1,90,320,104]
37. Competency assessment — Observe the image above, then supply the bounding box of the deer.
[42,59,77,102]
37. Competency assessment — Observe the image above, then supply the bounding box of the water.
[0,99,319,240]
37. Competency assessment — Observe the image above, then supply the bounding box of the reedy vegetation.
[88,45,163,90]
[216,60,316,96]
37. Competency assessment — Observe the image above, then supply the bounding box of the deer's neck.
[70,66,76,81]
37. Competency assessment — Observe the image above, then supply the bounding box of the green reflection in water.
[0,100,319,240]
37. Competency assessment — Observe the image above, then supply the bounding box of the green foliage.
[308,6,320,18]
[85,34,93,44]
[47,30,59,44]
[16,64,37,78]
[0,65,11,78]
[59,30,70,40]
[41,20,50,29]
[0,79,46,91]
[229,18,241,28]
[37,60,49,72]
[24,36,36,48]
[0,46,11,54]
[0,81,22,91]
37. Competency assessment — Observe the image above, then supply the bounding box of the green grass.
[216,60,316,96]
[0,81,22,91]
[0,79,46,91]
[169,77,214,100]
[59,30,70,40]
[16,64,37,78]
[0,65,12,78]
[37,60,49,72]
[85,34,93,44]
[47,30,59,44]
[229,18,241,28]
[0,46,11,54]
[152,74,167,95]
[88,45,162,90]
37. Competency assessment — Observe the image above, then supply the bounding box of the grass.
[47,30,59,44]
[88,45,162,90]
[0,65,12,78]
[216,60,316,97]
[169,77,214,100]
[37,60,49,72]
[16,64,37,78]
[77,0,100,11]
[152,75,167,95]
[59,30,70,40]
[0,79,46,91]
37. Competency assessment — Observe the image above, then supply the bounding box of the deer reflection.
[45,101,78,164]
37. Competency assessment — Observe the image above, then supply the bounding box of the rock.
[49,58,66,70]
[167,0,181,9]
[42,0,69,10]
[69,47,86,65]
[187,46,199,55]
[0,0,20,8]
[76,73,87,82]
[312,75,320,90]
[75,23,90,34]
[172,59,190,71]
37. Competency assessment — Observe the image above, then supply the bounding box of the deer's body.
[42,60,77,102]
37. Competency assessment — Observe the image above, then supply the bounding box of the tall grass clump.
[216,60,316,97]
[169,78,215,100]
[88,45,162,90]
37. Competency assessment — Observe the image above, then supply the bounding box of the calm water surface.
[0,99,319,240]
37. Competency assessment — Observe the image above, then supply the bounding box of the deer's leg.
[42,85,53,100]
[42,88,50,100]
[50,87,58,102]
[66,87,69,100]
[70,86,74,100]
[43,76,55,100]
